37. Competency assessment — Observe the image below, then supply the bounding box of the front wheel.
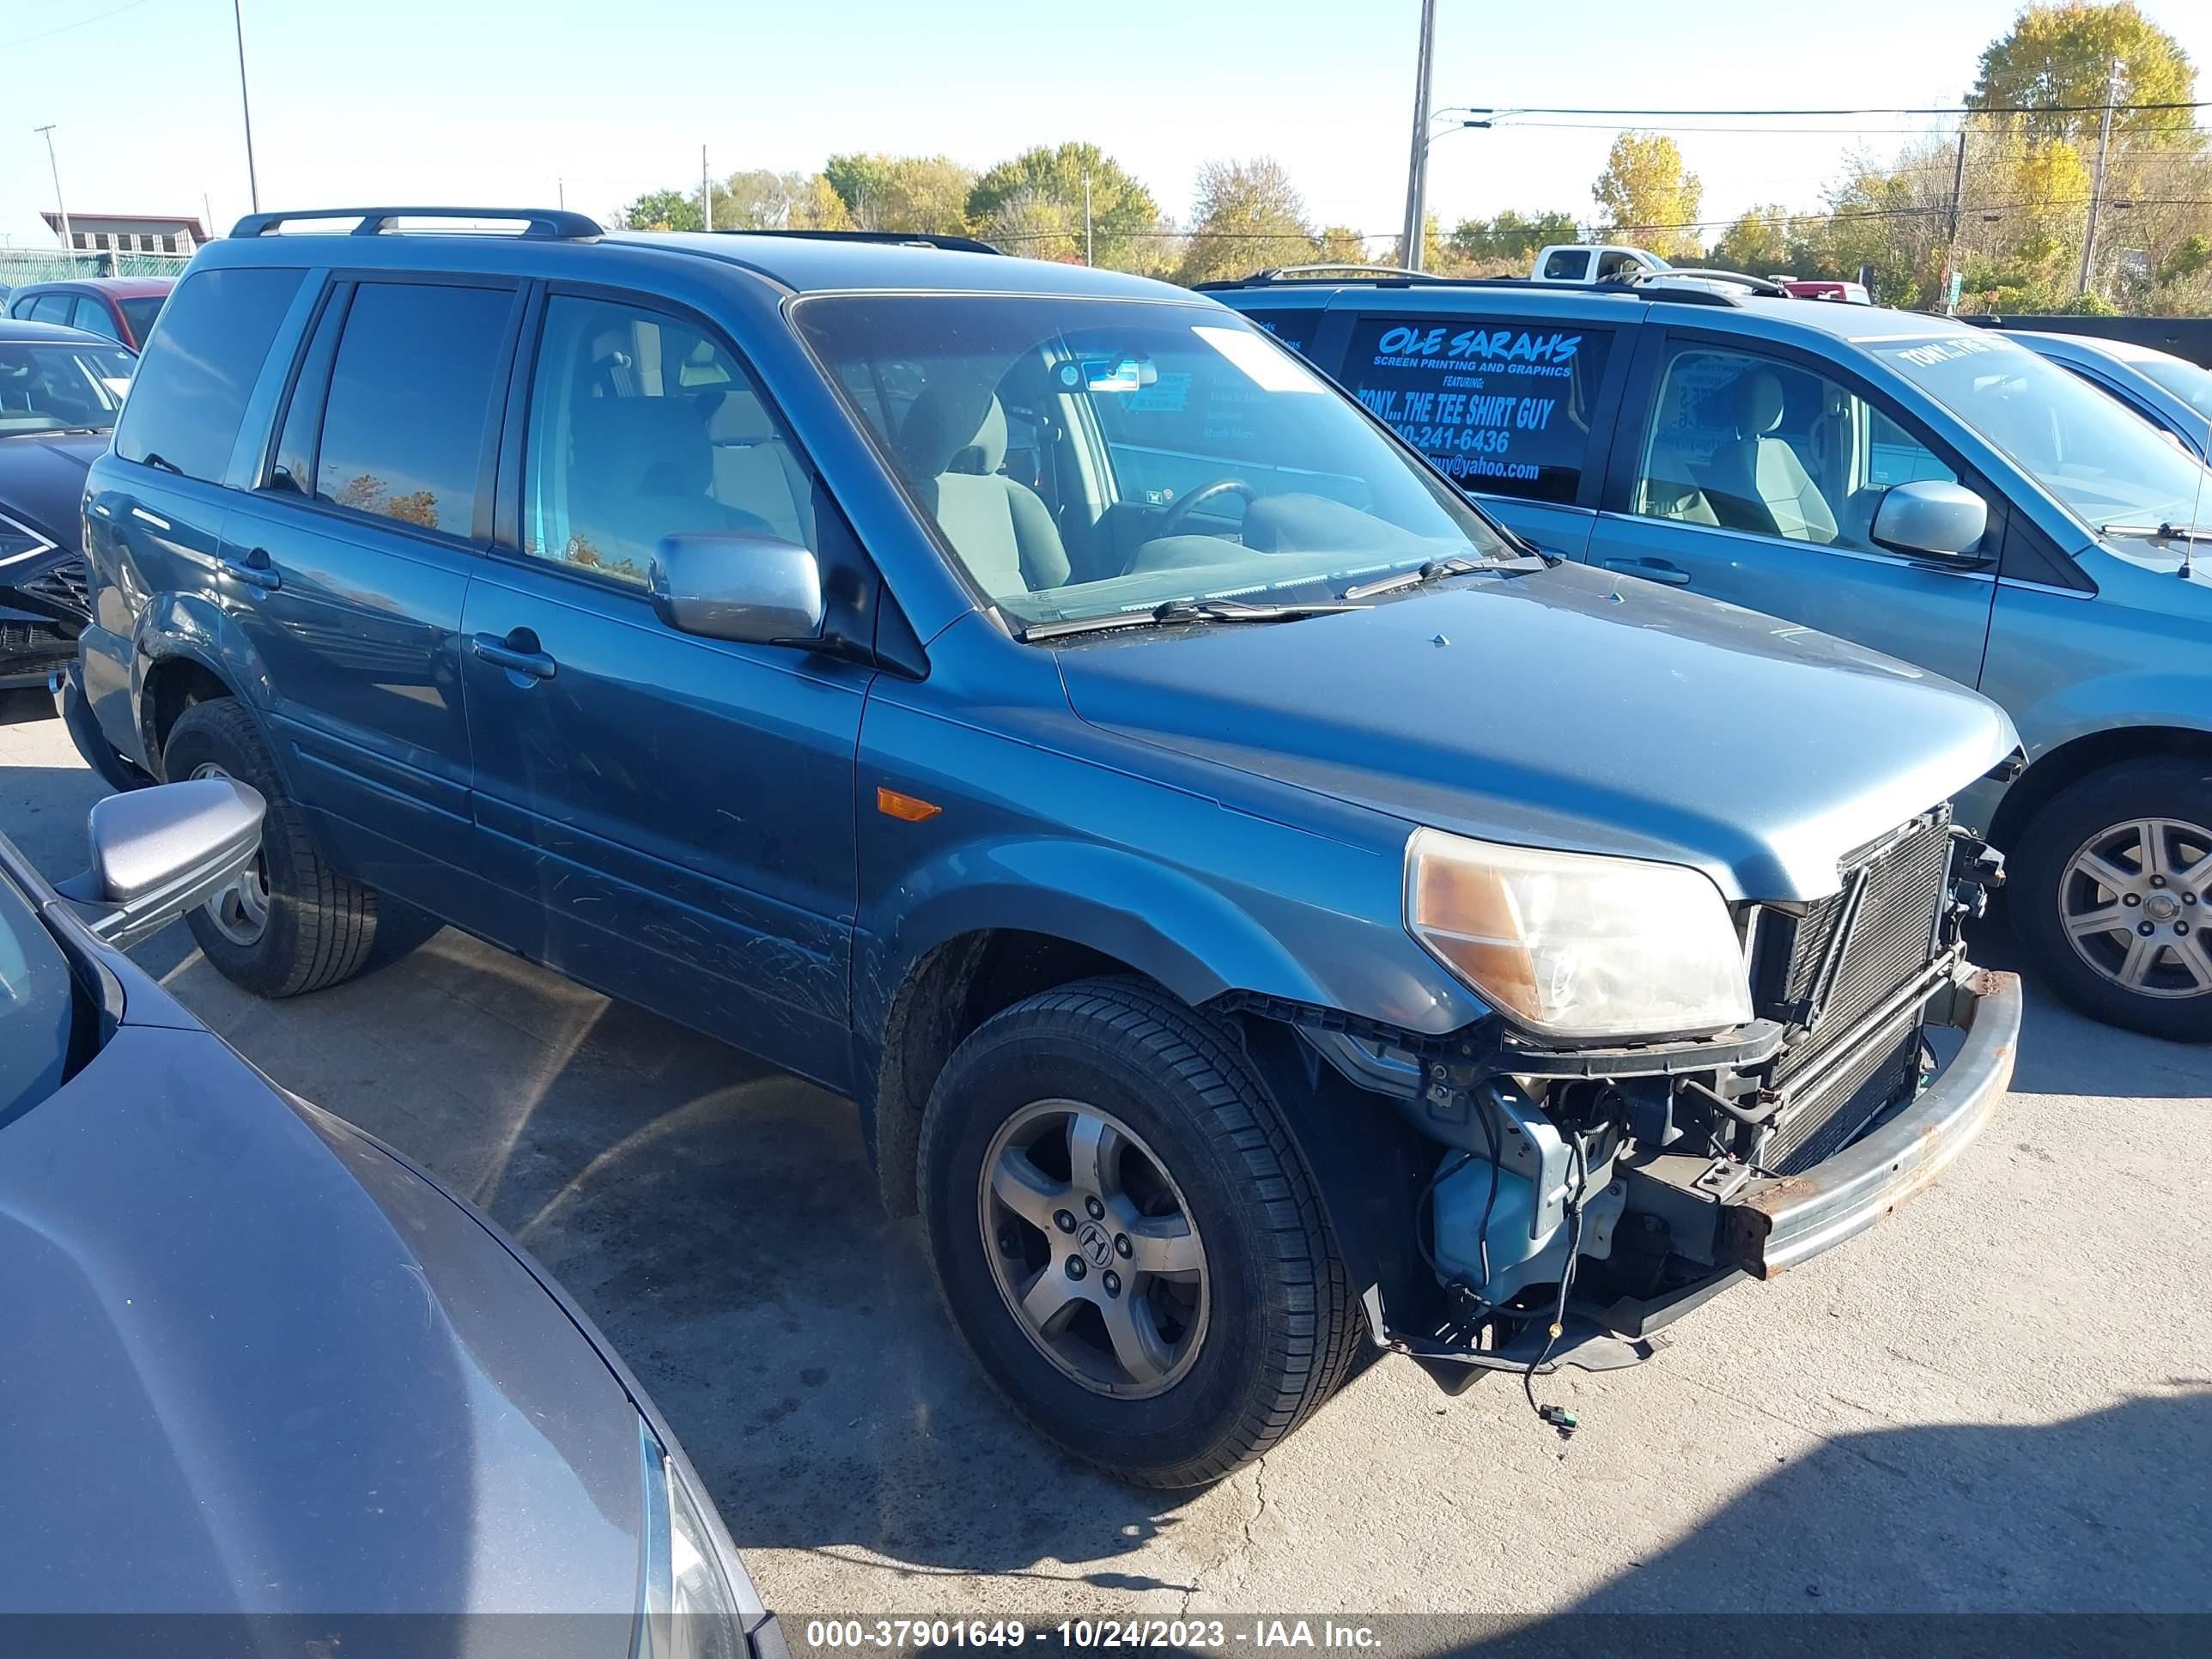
[2009,758,2212,1041]
[917,978,1358,1487]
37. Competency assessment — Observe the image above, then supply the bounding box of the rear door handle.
[1602,556,1692,586]
[220,549,281,592]
[471,631,557,680]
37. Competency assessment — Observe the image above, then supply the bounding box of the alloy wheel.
[188,761,271,945]
[977,1099,1209,1400]
[2058,816,2212,1000]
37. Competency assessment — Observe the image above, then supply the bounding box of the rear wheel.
[2010,758,2212,1042]
[918,977,1356,1487]
[159,698,417,997]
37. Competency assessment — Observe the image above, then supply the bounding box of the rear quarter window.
[1340,315,1613,504]
[112,266,307,483]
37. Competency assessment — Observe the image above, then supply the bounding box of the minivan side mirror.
[1870,480,1990,562]
[649,532,823,646]
[52,777,265,951]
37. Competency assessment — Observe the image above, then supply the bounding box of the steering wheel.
[1157,477,1255,538]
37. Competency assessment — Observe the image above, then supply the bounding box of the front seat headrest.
[1729,370,1787,438]
[898,382,1006,478]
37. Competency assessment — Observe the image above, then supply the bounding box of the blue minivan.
[64,211,2023,1486]
[1214,272,2212,1040]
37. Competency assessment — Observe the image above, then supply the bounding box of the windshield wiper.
[1020,597,1365,642]
[139,452,184,476]
[1341,555,1492,599]
[2101,520,2206,578]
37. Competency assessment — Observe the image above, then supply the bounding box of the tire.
[2008,757,2212,1042]
[918,976,1357,1489]
[158,698,404,998]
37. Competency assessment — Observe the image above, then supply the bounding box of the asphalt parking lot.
[4,684,2208,1621]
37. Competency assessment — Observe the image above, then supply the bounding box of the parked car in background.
[1,319,136,688]
[2006,330,2212,462]
[1531,242,1670,283]
[1213,272,2212,1038]
[0,781,781,1648]
[62,209,2021,1486]
[7,276,173,349]
[1778,278,1873,304]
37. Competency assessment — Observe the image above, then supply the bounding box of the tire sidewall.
[2011,759,2212,1042]
[921,1014,1290,1479]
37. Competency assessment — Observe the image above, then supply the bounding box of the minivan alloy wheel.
[978,1098,1210,1399]
[2059,816,2212,999]
[187,760,271,945]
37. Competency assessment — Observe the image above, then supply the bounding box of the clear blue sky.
[8,0,2211,249]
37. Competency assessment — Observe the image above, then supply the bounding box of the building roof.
[41,211,210,240]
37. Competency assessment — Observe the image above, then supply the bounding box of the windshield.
[0,340,137,434]
[0,874,75,1124]
[794,295,1515,629]
[1879,331,2212,532]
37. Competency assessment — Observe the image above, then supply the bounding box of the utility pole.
[1083,170,1094,266]
[2076,57,2121,301]
[232,0,259,212]
[1398,0,1439,272]
[34,126,70,249]
[1942,120,1970,313]
[702,147,713,231]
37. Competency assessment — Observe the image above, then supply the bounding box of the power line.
[1,0,157,50]
[1457,99,2210,118]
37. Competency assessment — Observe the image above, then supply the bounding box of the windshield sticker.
[1346,318,1609,503]
[1884,334,2019,368]
[1192,325,1325,393]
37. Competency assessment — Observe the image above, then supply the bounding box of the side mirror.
[1870,479,1990,562]
[53,777,264,951]
[649,532,823,646]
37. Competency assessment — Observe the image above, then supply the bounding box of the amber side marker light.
[877,787,942,823]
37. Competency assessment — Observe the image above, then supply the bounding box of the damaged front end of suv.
[1295,804,2021,1397]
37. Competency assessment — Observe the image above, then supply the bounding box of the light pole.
[34,125,71,250]
[1398,0,1438,270]
[233,0,260,213]
[1402,108,1492,269]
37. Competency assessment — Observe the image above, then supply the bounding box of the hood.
[0,1020,645,1617]
[1056,560,2018,902]
[0,428,103,550]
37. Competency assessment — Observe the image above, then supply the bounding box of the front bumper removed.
[1719,963,2021,1277]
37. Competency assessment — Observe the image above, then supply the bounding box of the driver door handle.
[220,548,281,592]
[1603,556,1692,586]
[471,631,557,680]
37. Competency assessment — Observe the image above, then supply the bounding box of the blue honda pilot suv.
[63,209,2022,1487]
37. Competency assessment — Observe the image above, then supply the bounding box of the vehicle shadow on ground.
[1447,1389,2212,1644]
[155,927,1209,1591]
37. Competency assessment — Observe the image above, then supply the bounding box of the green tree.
[1448,209,1579,264]
[1969,2,2197,143]
[1315,225,1372,264]
[824,154,975,235]
[1591,131,1704,259]
[1712,204,1799,274]
[968,143,1161,268]
[615,187,703,232]
[1174,157,1317,286]
[712,169,838,230]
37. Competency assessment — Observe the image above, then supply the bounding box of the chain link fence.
[0,248,194,289]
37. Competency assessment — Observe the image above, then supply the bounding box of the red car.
[7,276,173,349]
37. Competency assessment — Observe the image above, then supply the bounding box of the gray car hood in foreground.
[1057,559,2019,902]
[0,1016,644,1618]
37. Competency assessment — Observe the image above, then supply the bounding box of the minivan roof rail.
[230,206,604,240]
[1195,270,1745,307]
[714,228,1004,255]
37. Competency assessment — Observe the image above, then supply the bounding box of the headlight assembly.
[1405,827,1753,1041]
[637,1419,750,1659]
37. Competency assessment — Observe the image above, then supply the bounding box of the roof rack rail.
[1632,267,1790,298]
[229,207,604,240]
[712,228,1003,255]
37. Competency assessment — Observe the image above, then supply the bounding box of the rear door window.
[1541,250,1590,281]
[311,281,514,538]
[112,266,306,482]
[70,296,120,340]
[1340,315,1614,504]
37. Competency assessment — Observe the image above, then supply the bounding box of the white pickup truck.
[1532,243,1672,283]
